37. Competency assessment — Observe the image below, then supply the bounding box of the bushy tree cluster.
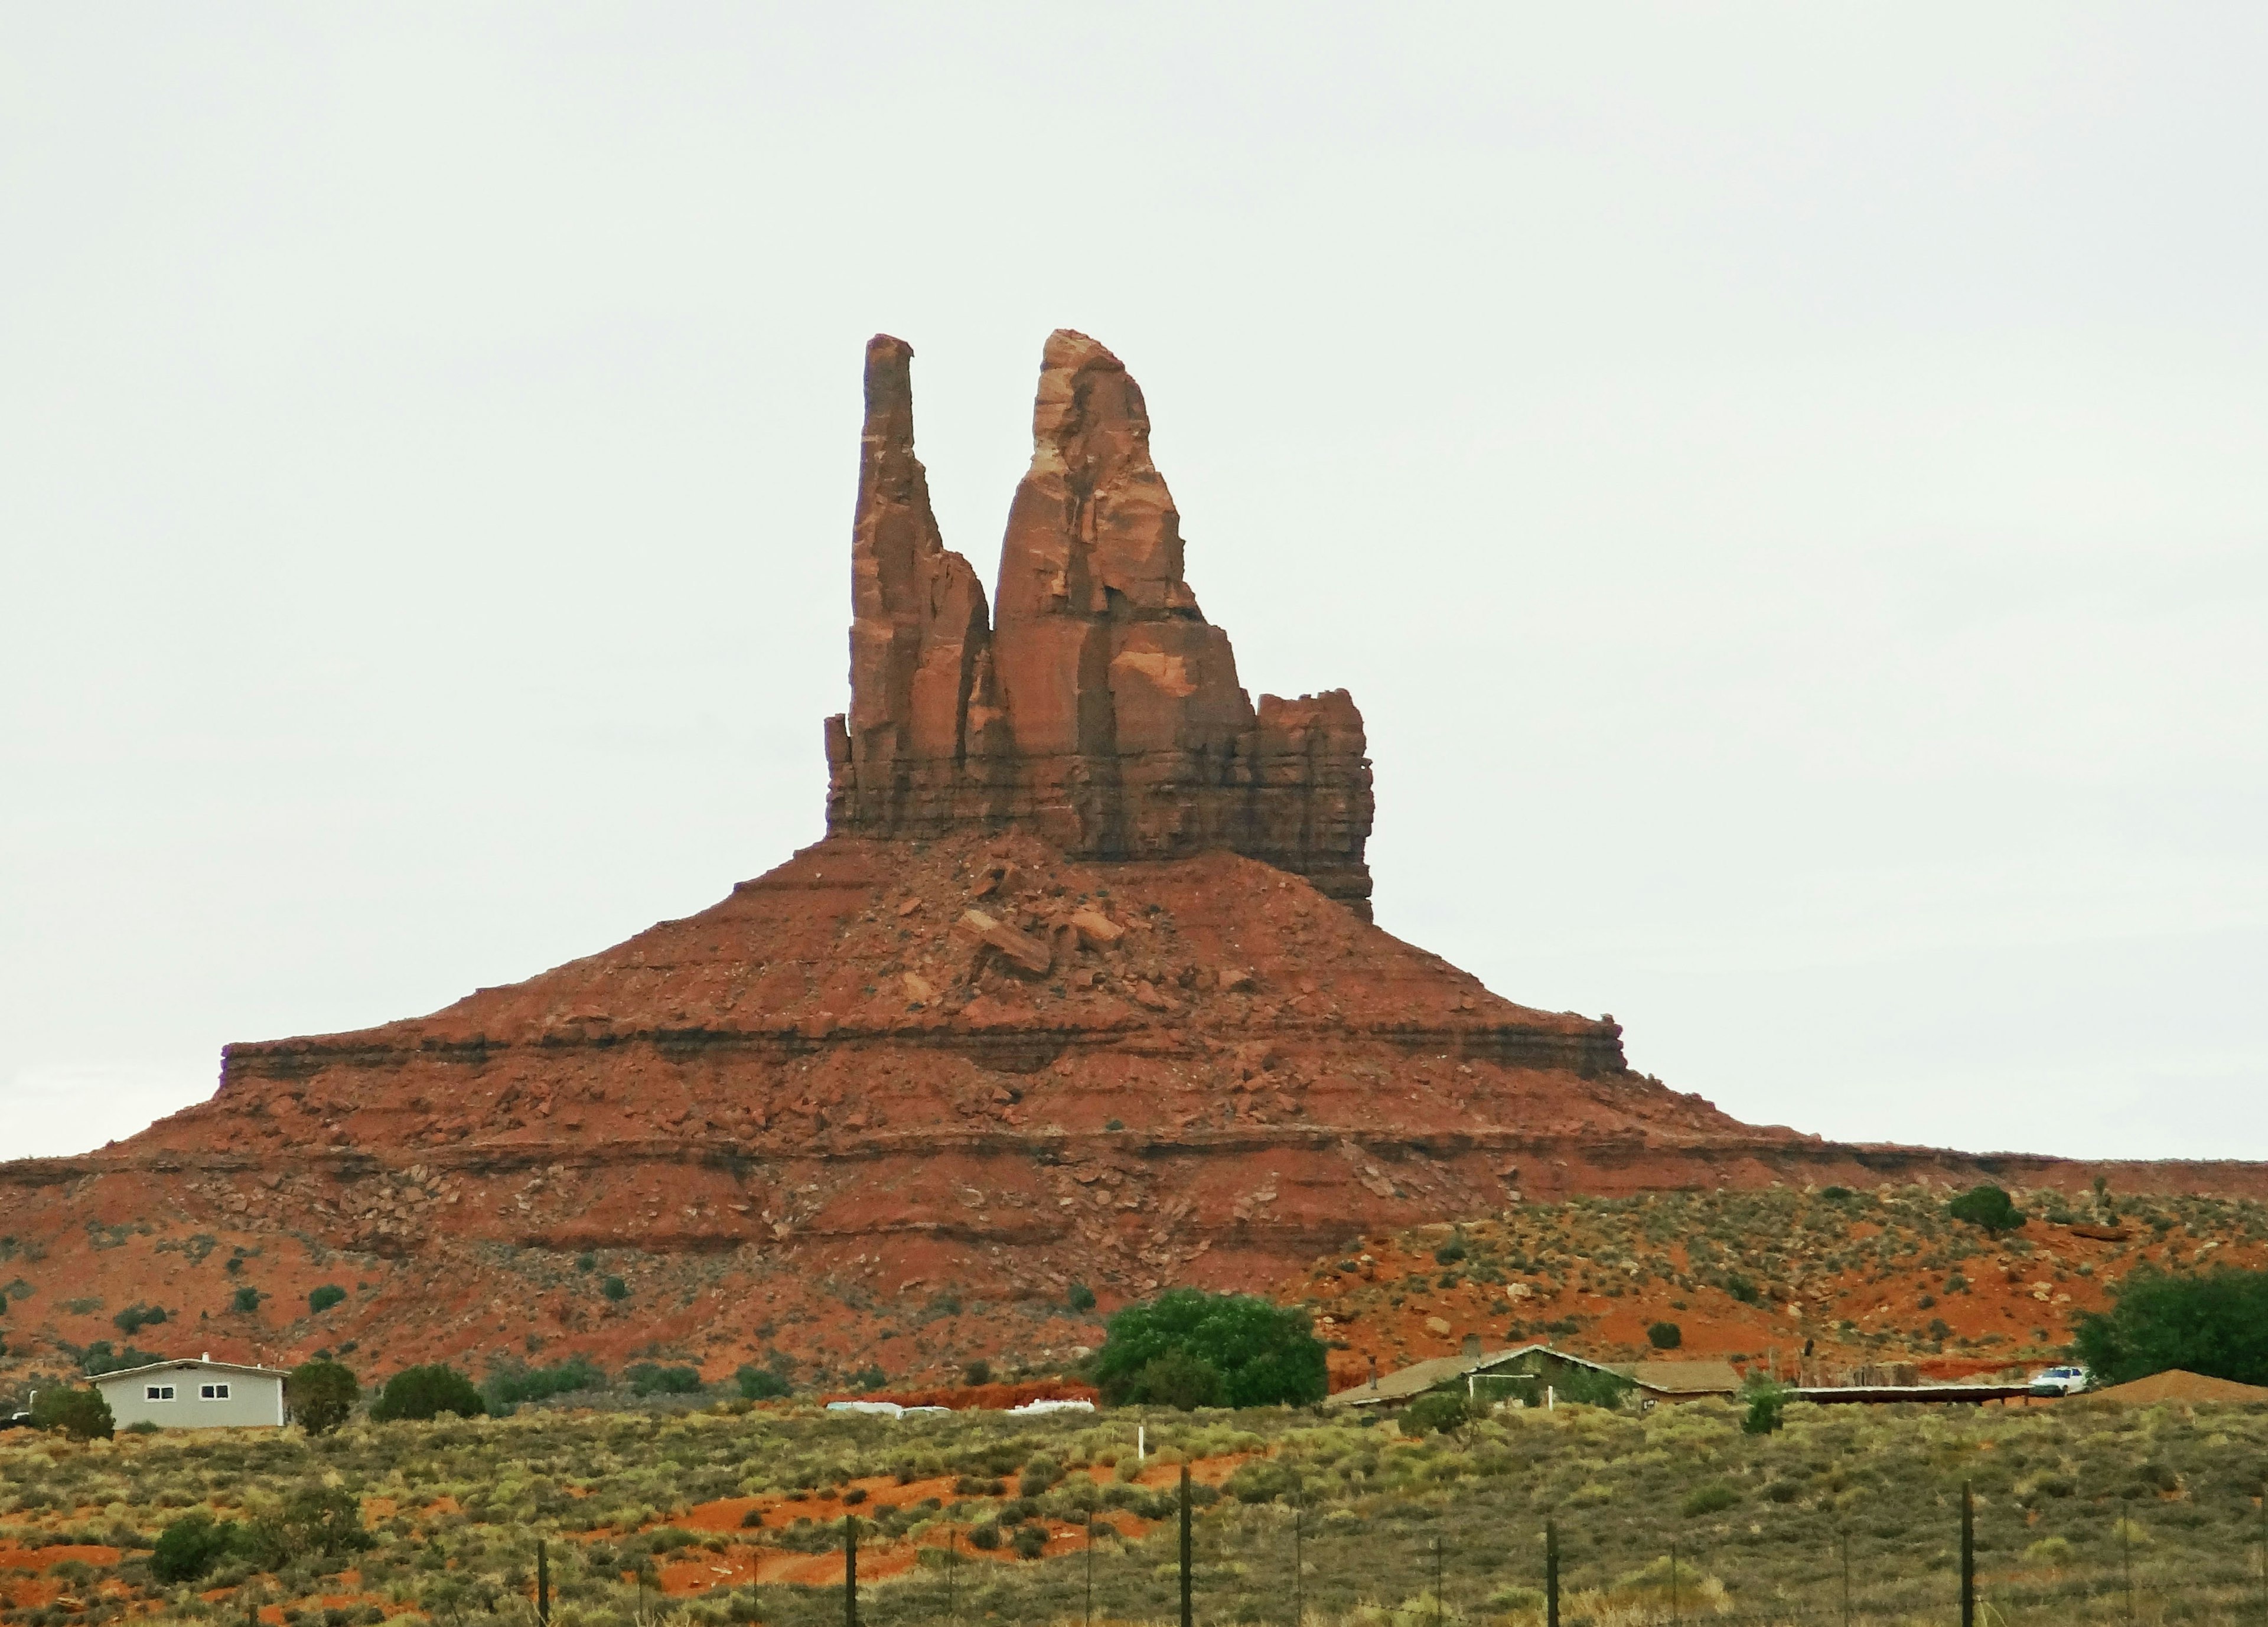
[1093,1287,1327,1408]
[2072,1265,2268,1387]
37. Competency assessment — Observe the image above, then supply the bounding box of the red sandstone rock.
[826,331,1375,915]
[2,330,2263,1392]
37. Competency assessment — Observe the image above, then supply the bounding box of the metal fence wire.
[799,1474,2268,1627]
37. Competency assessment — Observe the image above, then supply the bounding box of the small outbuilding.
[92,1355,289,1430]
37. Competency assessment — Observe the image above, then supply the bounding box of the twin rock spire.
[823,331,1374,916]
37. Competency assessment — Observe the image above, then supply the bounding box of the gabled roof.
[1327,1342,1570,1406]
[1620,1359,1741,1395]
[89,1356,289,1385]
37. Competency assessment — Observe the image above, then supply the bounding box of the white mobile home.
[93,1355,288,1430]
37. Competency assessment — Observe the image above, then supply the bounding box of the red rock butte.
[826,332,1374,916]
[3,331,2264,1388]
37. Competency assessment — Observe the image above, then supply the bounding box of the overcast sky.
[4,6,2264,1165]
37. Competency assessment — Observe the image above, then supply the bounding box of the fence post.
[1181,1462,1195,1627]
[2122,1511,2133,1622]
[536,1538,550,1627]
[1960,1481,1975,1627]
[844,1514,859,1627]
[1546,1519,1560,1627]
[1293,1496,1304,1627]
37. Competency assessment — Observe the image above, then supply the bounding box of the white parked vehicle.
[2029,1365,2090,1396]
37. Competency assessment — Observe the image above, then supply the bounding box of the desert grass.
[6,1391,2268,1626]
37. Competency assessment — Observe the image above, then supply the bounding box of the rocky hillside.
[1288,1182,2268,1388]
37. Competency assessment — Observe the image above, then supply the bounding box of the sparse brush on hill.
[12,1387,2268,1625]
[1293,1184,2268,1379]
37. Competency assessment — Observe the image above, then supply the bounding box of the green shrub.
[1433,1234,1467,1265]
[962,1359,993,1387]
[1680,1481,1739,1517]
[230,1286,263,1315]
[1948,1184,2026,1235]
[249,1484,373,1565]
[485,1355,604,1410]
[1647,1321,1683,1350]
[31,1385,113,1441]
[600,1275,630,1302]
[368,1364,486,1422]
[1741,1379,1794,1436]
[625,1363,703,1397]
[1011,1524,1047,1559]
[1400,1392,1468,1434]
[286,1359,359,1436]
[2072,1264,2268,1386]
[849,1364,886,1393]
[1067,1283,1097,1313]
[308,1284,347,1315]
[112,1302,168,1336]
[736,1364,791,1400]
[1093,1287,1326,1407]
[152,1511,245,1583]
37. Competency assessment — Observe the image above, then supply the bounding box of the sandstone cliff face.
[825,331,1375,915]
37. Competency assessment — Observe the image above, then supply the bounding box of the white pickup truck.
[2029,1365,2090,1396]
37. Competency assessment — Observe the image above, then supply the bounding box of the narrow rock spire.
[826,330,1374,915]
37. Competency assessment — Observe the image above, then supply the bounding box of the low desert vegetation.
[8,1386,2268,1626]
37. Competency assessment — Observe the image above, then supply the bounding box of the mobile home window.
[200,1383,230,1400]
[145,1385,175,1401]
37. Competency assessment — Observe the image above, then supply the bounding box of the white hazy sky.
[4,6,2264,1164]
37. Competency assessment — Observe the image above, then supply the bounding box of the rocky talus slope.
[4,330,2264,1393]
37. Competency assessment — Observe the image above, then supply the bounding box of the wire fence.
[741,1470,2268,1627]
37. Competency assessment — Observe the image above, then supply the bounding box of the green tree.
[1120,1349,1227,1410]
[2071,1265,2268,1387]
[962,1359,993,1387]
[1647,1321,1683,1350]
[367,1363,486,1423]
[1093,1288,1327,1408]
[308,1284,347,1314]
[152,1512,245,1583]
[32,1385,113,1441]
[1067,1283,1097,1313]
[230,1286,263,1315]
[1948,1183,2026,1235]
[735,1364,790,1400]
[286,1359,359,1435]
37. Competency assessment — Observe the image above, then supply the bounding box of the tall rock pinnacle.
[826,330,1374,915]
